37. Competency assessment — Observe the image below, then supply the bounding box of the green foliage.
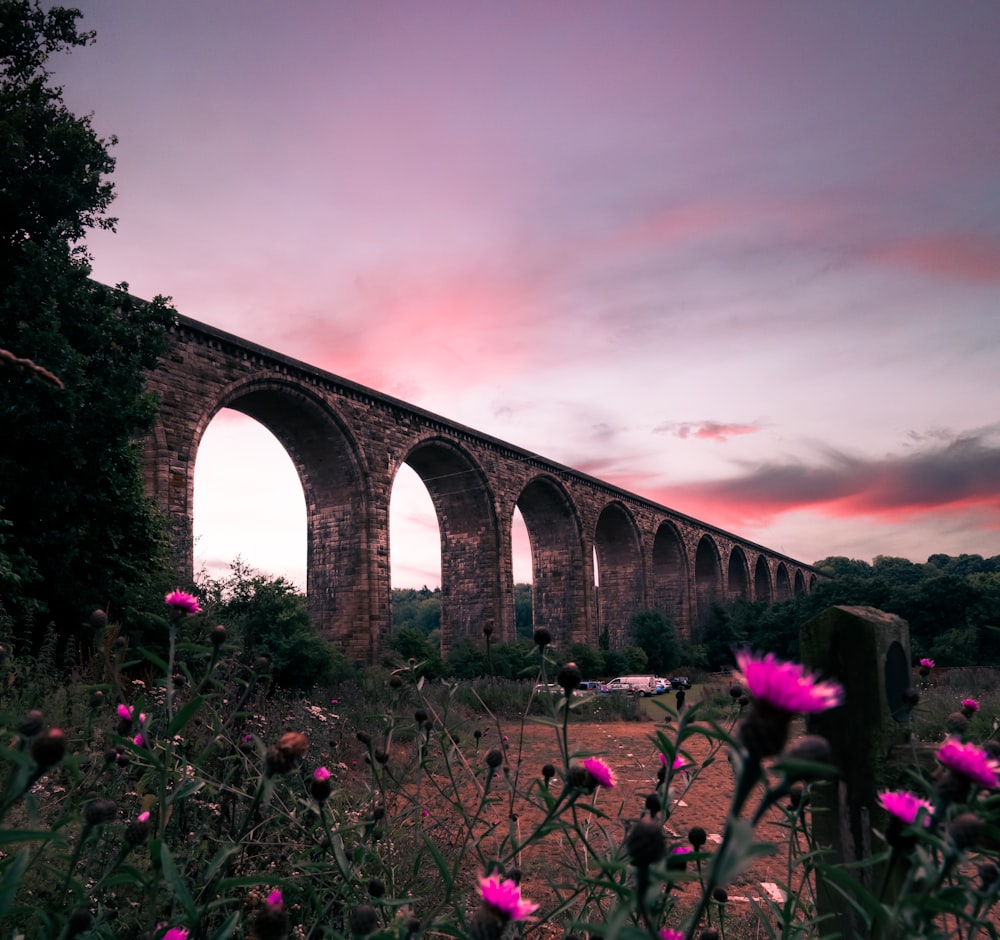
[568,642,604,679]
[514,581,533,638]
[0,1,176,640]
[198,559,349,690]
[391,586,441,635]
[629,608,679,674]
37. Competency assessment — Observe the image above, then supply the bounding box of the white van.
[603,675,658,697]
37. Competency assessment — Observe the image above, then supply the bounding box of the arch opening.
[694,535,722,641]
[594,502,643,650]
[652,522,687,639]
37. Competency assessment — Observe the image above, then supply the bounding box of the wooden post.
[799,605,911,937]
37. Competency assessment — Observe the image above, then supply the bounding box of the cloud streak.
[648,430,1000,531]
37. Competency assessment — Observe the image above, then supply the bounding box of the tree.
[0,1,176,641]
[198,560,348,690]
[629,609,679,675]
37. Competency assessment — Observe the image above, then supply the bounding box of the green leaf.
[168,694,206,736]
[0,828,66,847]
[159,841,197,922]
[0,849,30,922]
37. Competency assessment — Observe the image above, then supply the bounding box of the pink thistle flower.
[313,766,331,781]
[671,845,692,855]
[920,658,935,669]
[162,929,189,940]
[164,590,201,615]
[735,650,844,714]
[133,733,144,747]
[962,699,980,713]
[117,704,134,721]
[138,811,150,822]
[583,756,616,789]
[661,931,685,940]
[937,738,1000,790]
[878,790,933,827]
[478,873,538,921]
[266,889,283,907]
[421,808,429,817]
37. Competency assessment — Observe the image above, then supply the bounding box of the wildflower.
[919,658,935,668]
[558,661,582,694]
[937,738,999,790]
[118,704,134,721]
[30,727,66,770]
[660,931,685,940]
[735,650,843,759]
[878,790,933,827]
[252,889,288,940]
[582,756,616,789]
[668,845,692,870]
[486,748,504,769]
[735,650,844,714]
[421,808,428,817]
[162,928,189,940]
[478,873,538,920]
[165,590,201,615]
[624,819,666,867]
[125,810,151,845]
[264,731,309,776]
[961,698,980,718]
[310,766,332,802]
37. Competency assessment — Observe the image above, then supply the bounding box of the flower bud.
[349,904,379,936]
[125,811,150,845]
[310,767,332,802]
[83,797,117,827]
[89,690,105,709]
[688,826,707,848]
[533,628,551,648]
[486,748,504,769]
[948,812,984,851]
[90,609,108,629]
[18,709,45,737]
[624,819,666,867]
[644,792,662,816]
[367,878,385,897]
[30,727,66,770]
[557,662,582,695]
[946,712,969,735]
[209,624,227,646]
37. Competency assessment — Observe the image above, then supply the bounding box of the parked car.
[604,675,658,697]
[670,676,692,690]
[578,680,601,692]
[533,682,563,695]
[654,677,671,694]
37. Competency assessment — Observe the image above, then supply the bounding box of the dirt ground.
[414,713,797,924]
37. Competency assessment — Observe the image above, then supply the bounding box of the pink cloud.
[870,233,1000,284]
[654,420,762,442]
[640,432,1000,532]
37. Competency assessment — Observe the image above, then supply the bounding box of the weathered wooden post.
[799,605,912,936]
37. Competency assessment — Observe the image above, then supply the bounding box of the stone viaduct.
[143,314,821,665]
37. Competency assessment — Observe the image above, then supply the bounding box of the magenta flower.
[735,650,844,714]
[919,658,935,669]
[133,733,144,747]
[162,929,189,940]
[583,756,616,789]
[937,738,999,789]
[671,845,692,856]
[479,873,538,920]
[313,766,331,781]
[117,704,134,721]
[164,590,201,615]
[266,889,283,907]
[878,789,933,827]
[962,698,980,712]
[661,931,685,940]
[138,811,150,822]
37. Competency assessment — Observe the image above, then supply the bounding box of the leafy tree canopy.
[0,1,176,642]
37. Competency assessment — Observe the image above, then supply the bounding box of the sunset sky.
[53,1,1000,589]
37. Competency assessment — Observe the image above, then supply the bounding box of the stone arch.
[793,569,806,596]
[401,437,501,656]
[652,521,688,638]
[694,535,723,640]
[516,474,588,648]
[808,573,818,591]
[727,546,751,602]
[200,377,372,660]
[775,562,791,601]
[753,555,772,603]
[594,501,644,649]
